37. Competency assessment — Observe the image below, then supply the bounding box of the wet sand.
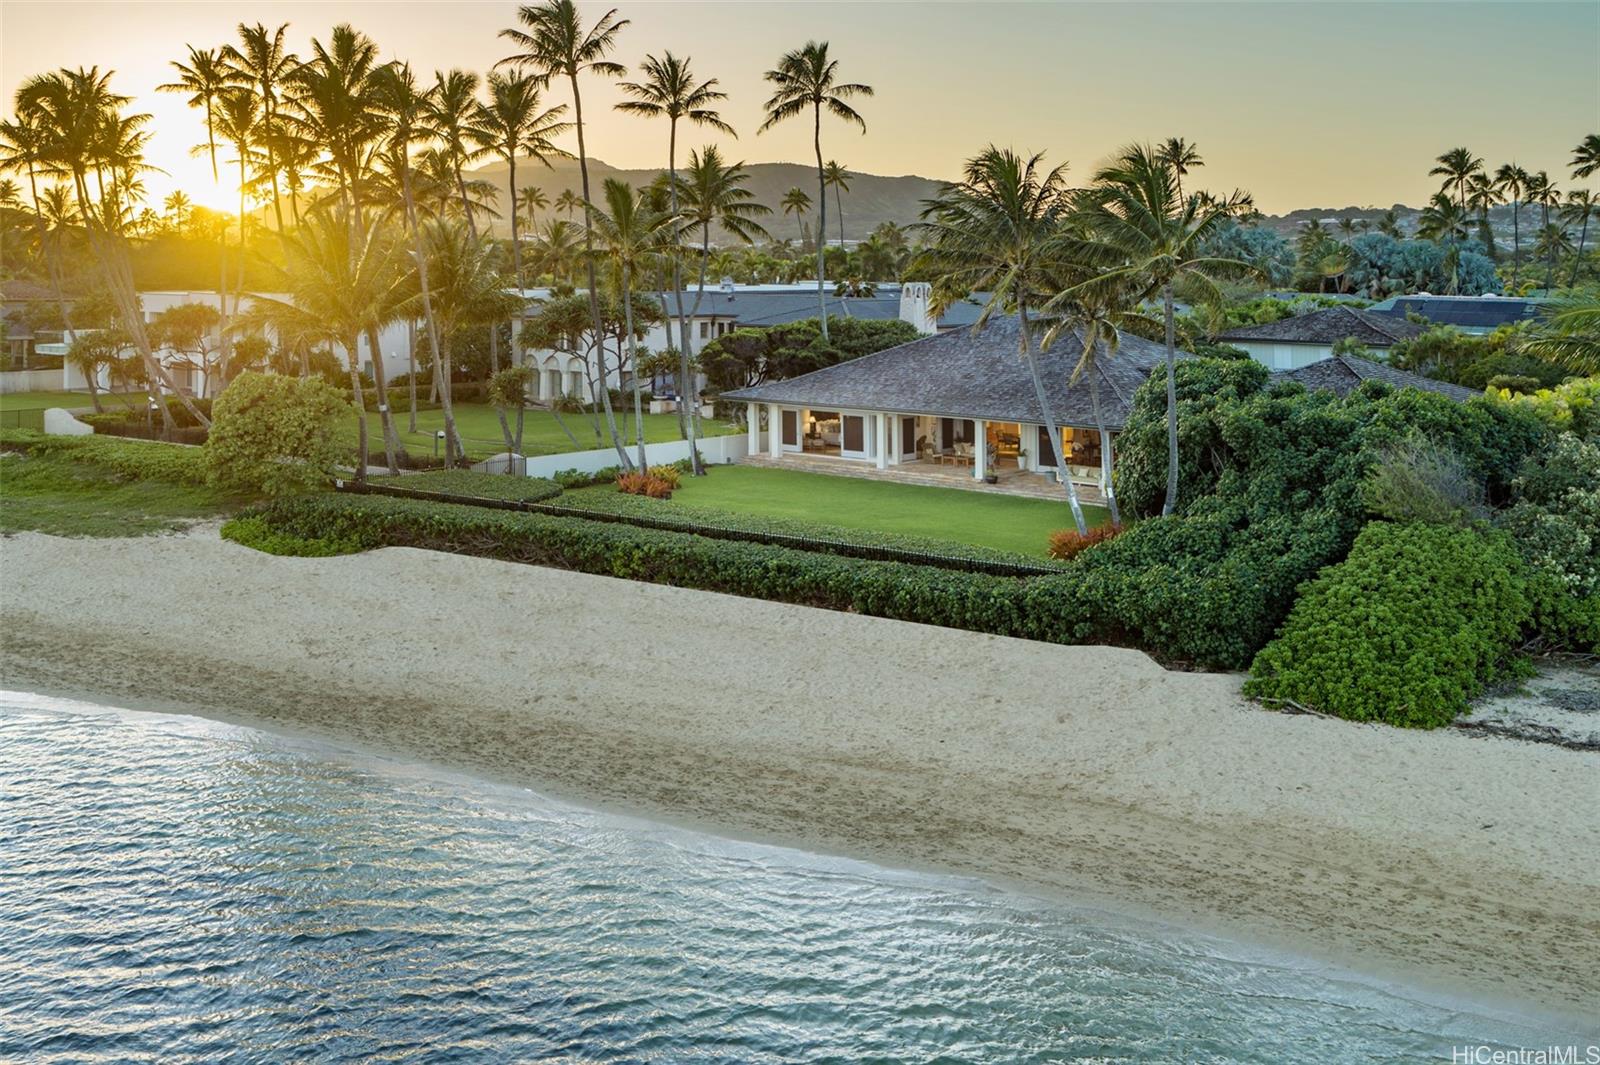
[3,531,1597,1029]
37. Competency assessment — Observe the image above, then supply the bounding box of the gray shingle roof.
[646,288,985,330]
[724,315,1172,429]
[1218,306,1426,347]
[1277,354,1480,402]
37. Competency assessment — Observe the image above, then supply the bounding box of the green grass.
[347,403,740,461]
[572,464,1105,558]
[0,451,246,537]
[0,390,121,412]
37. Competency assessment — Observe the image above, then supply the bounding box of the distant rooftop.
[1367,294,1548,331]
[1218,306,1426,347]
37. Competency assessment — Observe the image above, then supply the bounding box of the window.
[698,321,710,339]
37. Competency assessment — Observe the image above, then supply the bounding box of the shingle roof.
[1,279,55,302]
[724,315,1172,429]
[646,288,985,330]
[1218,306,1426,346]
[1368,295,1545,331]
[1277,354,1480,402]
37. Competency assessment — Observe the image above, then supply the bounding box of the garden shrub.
[205,372,349,497]
[369,469,561,503]
[0,427,209,484]
[219,514,366,557]
[1362,435,1486,525]
[647,464,682,489]
[1244,522,1531,728]
[1497,433,1600,650]
[1046,523,1123,561]
[617,471,673,498]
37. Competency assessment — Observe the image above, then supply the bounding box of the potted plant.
[984,442,1000,483]
[1015,447,1028,470]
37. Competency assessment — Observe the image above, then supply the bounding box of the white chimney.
[899,282,937,335]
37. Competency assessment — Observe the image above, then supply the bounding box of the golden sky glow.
[3,0,1597,215]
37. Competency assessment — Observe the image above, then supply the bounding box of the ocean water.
[0,691,1567,1063]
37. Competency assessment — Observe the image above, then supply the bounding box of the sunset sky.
[3,0,1596,216]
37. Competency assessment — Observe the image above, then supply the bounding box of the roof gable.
[1276,354,1480,402]
[1218,306,1426,347]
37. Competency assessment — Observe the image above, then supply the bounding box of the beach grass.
[573,464,1102,558]
[0,451,245,537]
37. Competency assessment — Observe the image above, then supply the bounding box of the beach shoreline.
[3,530,1598,1032]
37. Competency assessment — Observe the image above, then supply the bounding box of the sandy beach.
[3,530,1597,1029]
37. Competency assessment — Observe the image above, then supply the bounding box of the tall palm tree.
[758,41,872,342]
[1533,223,1573,291]
[1466,170,1500,260]
[1562,189,1596,287]
[1526,170,1562,291]
[241,209,410,481]
[1520,292,1600,375]
[615,50,735,455]
[516,184,549,240]
[589,178,674,470]
[780,185,810,242]
[1156,137,1203,203]
[1376,208,1403,238]
[0,112,80,358]
[555,187,582,217]
[1571,133,1600,180]
[213,86,258,384]
[674,145,770,466]
[1070,143,1254,516]
[1494,162,1529,287]
[422,69,487,235]
[499,0,631,464]
[221,22,296,230]
[822,159,851,247]
[913,147,1092,534]
[1429,146,1482,213]
[1418,191,1469,243]
[372,61,458,463]
[472,69,571,371]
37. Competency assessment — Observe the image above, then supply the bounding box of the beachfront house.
[722,314,1175,492]
[1218,306,1426,370]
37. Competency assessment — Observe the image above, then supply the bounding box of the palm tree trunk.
[1087,366,1121,527]
[22,162,79,385]
[439,333,464,465]
[507,152,525,371]
[572,69,627,470]
[1162,282,1180,517]
[1511,199,1521,287]
[365,324,401,474]
[1571,213,1590,288]
[347,332,370,484]
[667,119,693,447]
[1019,311,1087,535]
[836,183,844,247]
[813,103,829,342]
[622,263,647,473]
[407,319,419,434]
[398,152,455,464]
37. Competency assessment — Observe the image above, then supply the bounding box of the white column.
[875,412,889,469]
[768,404,782,458]
[747,402,759,454]
[973,419,987,479]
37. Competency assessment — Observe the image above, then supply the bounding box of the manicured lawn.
[641,464,1104,557]
[0,451,245,537]
[0,390,122,412]
[347,403,741,461]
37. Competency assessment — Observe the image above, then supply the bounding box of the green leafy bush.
[1362,435,1487,525]
[0,427,209,484]
[204,372,349,497]
[219,514,366,557]
[369,470,561,503]
[1497,433,1600,650]
[1244,523,1531,728]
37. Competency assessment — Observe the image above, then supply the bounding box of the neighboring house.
[1217,306,1426,370]
[1279,354,1482,402]
[1366,294,1547,335]
[1,279,62,367]
[516,282,982,406]
[723,314,1173,489]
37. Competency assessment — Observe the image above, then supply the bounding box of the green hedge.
[233,493,1064,638]
[0,428,210,485]
[551,484,1064,571]
[1244,522,1532,727]
[369,469,562,503]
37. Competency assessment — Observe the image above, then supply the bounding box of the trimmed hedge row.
[1244,522,1532,728]
[550,484,1064,571]
[0,428,209,485]
[233,493,1078,639]
[369,470,563,504]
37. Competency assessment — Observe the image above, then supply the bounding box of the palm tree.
[516,184,549,240]
[471,69,571,370]
[1494,162,1529,286]
[555,187,582,218]
[1429,147,1482,213]
[529,216,582,283]
[1466,171,1500,260]
[780,185,810,242]
[615,51,735,456]
[1156,137,1203,203]
[1526,171,1562,291]
[1520,291,1600,375]
[758,41,872,343]
[589,178,674,470]
[913,147,1092,534]
[241,209,410,480]
[1417,191,1469,243]
[372,61,458,462]
[1571,134,1600,180]
[1070,143,1255,516]
[822,159,851,247]
[1533,223,1573,291]
[0,112,81,359]
[1376,208,1403,238]
[221,22,296,230]
[499,0,631,465]
[1562,189,1596,287]
[423,70,488,235]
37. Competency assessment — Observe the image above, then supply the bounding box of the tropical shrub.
[219,514,365,557]
[647,464,682,489]
[1046,523,1123,561]
[617,471,673,498]
[0,427,209,484]
[1245,523,1532,728]
[1497,434,1600,650]
[204,372,349,497]
[1362,435,1486,525]
[1492,376,1600,439]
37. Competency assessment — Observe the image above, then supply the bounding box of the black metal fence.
[334,478,1063,579]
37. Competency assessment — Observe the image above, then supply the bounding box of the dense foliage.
[1388,324,1569,391]
[368,469,562,503]
[204,373,350,497]
[1497,434,1600,649]
[0,427,210,484]
[1244,523,1531,728]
